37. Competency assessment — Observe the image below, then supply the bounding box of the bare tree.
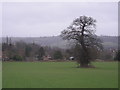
[61,16,103,68]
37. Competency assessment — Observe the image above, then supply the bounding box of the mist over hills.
[1,36,118,49]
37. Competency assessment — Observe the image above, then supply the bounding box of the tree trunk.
[79,24,90,68]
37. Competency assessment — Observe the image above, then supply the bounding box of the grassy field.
[3,61,118,88]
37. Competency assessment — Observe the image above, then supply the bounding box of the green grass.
[3,61,118,88]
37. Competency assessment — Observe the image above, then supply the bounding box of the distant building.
[69,56,74,60]
[43,55,52,61]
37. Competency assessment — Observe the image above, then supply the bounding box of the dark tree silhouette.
[61,16,103,68]
[53,50,63,60]
[25,45,32,57]
[114,50,120,61]
[37,47,45,60]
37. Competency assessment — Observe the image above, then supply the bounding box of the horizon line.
[0,35,119,38]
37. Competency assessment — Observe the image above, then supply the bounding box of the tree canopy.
[61,16,103,68]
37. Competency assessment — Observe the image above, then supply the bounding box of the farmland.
[2,61,118,88]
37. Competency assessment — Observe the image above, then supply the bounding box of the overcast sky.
[2,2,118,37]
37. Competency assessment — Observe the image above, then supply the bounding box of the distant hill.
[99,36,118,49]
[1,36,118,49]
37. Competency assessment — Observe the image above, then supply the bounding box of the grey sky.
[2,2,118,37]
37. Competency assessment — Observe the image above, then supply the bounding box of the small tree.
[61,16,103,68]
[53,50,63,60]
[114,50,120,61]
[25,45,32,57]
[12,55,23,61]
[37,47,45,60]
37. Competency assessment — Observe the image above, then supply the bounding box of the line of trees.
[2,37,117,62]
[2,37,65,61]
[2,40,43,61]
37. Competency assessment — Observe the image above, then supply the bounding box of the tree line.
[2,37,65,61]
[2,36,119,62]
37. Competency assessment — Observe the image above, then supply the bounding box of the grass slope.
[3,62,118,88]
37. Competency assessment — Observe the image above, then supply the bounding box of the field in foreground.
[3,62,118,88]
